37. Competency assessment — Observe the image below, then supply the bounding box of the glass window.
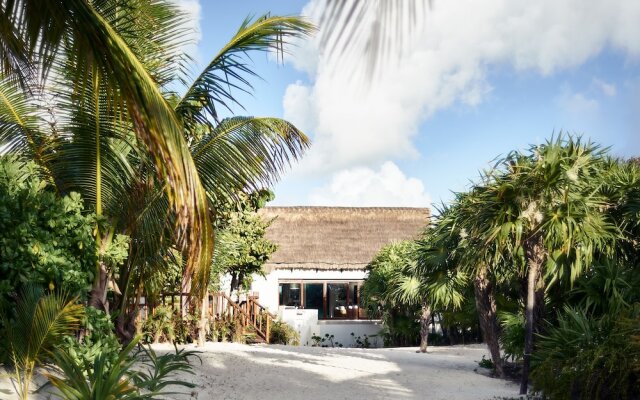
[278,281,366,320]
[327,283,348,319]
[279,283,301,307]
[304,283,324,319]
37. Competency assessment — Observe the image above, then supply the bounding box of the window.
[304,283,324,319]
[279,283,301,307]
[278,280,367,320]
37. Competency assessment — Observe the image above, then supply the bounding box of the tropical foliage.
[0,158,96,311]
[211,190,278,294]
[1,287,84,400]
[387,136,640,397]
[0,0,313,396]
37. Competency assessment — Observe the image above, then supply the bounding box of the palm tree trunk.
[473,268,505,378]
[520,236,545,395]
[89,261,109,312]
[198,292,209,346]
[419,303,431,353]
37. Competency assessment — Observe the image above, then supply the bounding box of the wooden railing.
[210,292,276,343]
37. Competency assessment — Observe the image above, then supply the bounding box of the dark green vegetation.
[363,136,640,399]
[0,0,311,397]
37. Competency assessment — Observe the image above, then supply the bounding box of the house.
[250,206,430,347]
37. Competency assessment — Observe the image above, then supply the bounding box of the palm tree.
[433,195,508,377]
[2,287,84,400]
[0,1,313,302]
[315,0,430,77]
[391,225,468,353]
[469,136,619,393]
[0,1,313,342]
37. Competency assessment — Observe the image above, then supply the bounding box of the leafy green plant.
[0,158,96,313]
[48,336,201,399]
[47,339,142,400]
[142,306,176,344]
[350,332,371,348]
[132,344,201,394]
[270,320,300,345]
[477,355,494,370]
[61,306,122,375]
[499,311,525,362]
[1,287,84,400]
[530,306,640,400]
[172,312,198,344]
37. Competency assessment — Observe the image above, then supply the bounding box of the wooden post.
[265,315,270,344]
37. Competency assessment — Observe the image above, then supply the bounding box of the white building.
[250,206,430,347]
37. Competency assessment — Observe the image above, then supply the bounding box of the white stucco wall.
[251,269,383,347]
[279,308,383,348]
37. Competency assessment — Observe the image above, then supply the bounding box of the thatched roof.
[259,207,430,271]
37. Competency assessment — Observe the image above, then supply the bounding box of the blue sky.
[182,0,639,209]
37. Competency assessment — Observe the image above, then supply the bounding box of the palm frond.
[192,117,309,205]
[2,286,84,399]
[175,15,314,131]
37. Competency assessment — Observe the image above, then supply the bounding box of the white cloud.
[285,0,640,174]
[592,78,617,96]
[556,86,599,114]
[309,161,431,207]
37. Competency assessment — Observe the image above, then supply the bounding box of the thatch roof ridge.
[259,206,430,270]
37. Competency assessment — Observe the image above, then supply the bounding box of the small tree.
[211,190,277,295]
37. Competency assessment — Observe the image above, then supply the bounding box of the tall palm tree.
[433,195,508,377]
[0,1,313,336]
[0,0,312,300]
[469,136,619,393]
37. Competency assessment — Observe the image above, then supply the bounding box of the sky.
[175,0,640,210]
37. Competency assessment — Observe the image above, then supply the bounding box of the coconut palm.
[1,287,84,400]
[0,1,313,303]
[0,1,313,342]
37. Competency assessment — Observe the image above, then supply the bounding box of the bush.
[0,159,96,313]
[531,306,640,400]
[142,306,175,343]
[173,312,198,344]
[62,306,121,373]
[498,311,525,362]
[269,320,299,345]
[48,336,199,399]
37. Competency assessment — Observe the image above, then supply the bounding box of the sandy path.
[155,342,520,400]
[0,343,520,399]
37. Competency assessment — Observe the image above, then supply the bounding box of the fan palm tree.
[430,195,508,377]
[0,1,313,342]
[469,136,619,393]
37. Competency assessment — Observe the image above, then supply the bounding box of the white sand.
[1,343,521,399]
[154,342,520,400]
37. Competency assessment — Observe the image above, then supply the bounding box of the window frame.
[278,279,365,320]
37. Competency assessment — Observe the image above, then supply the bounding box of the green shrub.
[173,312,198,344]
[48,336,199,399]
[142,306,175,343]
[531,306,640,400]
[269,320,300,345]
[498,311,525,362]
[0,159,96,314]
[61,306,121,374]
